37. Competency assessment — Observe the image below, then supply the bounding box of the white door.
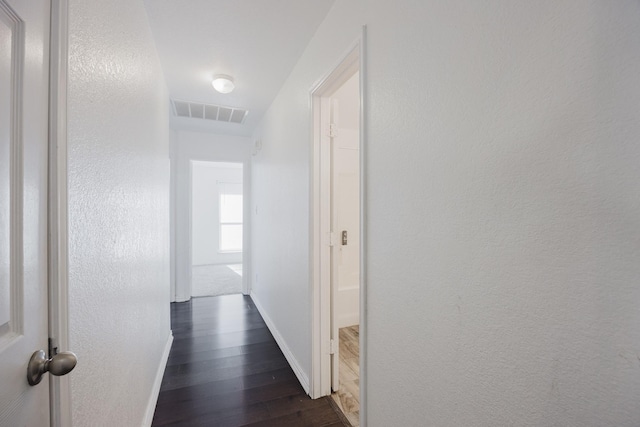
[331,105,361,330]
[330,98,361,392]
[0,0,51,425]
[312,44,360,400]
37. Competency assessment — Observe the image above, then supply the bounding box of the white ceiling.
[143,0,336,136]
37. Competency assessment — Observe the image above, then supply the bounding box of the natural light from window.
[219,191,242,252]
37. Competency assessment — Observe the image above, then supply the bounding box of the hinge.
[329,123,338,138]
[330,339,337,355]
[329,232,337,247]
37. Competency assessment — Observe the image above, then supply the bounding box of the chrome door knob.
[27,349,77,386]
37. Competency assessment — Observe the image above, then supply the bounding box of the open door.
[0,0,74,424]
[311,42,362,403]
[329,95,361,393]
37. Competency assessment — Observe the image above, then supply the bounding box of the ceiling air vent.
[172,100,248,124]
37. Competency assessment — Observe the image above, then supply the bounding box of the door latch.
[341,230,348,246]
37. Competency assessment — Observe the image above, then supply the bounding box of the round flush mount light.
[212,74,235,94]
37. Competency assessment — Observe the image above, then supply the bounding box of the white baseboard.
[142,332,173,427]
[338,312,360,329]
[337,287,360,328]
[250,292,310,394]
[175,291,190,302]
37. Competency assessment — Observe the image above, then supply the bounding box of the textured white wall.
[67,0,171,425]
[252,0,640,424]
[173,131,252,301]
[365,1,640,425]
[251,0,363,383]
[191,162,243,266]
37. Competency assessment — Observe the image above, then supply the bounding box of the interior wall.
[365,1,640,425]
[169,129,177,306]
[331,72,360,328]
[250,0,363,388]
[191,161,243,266]
[173,130,252,301]
[66,0,171,425]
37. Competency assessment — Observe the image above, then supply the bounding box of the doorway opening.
[310,38,364,427]
[190,161,244,297]
[325,70,361,426]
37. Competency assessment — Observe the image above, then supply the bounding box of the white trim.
[309,44,360,99]
[142,333,173,427]
[358,25,368,427]
[174,149,252,301]
[186,161,194,300]
[169,133,177,302]
[338,313,360,329]
[310,39,361,399]
[309,88,322,397]
[320,95,332,396]
[309,29,367,427]
[251,292,309,394]
[0,0,24,352]
[48,0,71,425]
[174,160,195,303]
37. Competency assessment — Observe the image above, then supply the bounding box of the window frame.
[218,185,243,253]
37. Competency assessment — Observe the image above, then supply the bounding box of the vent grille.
[172,100,248,124]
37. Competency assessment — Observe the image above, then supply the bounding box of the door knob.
[27,349,77,386]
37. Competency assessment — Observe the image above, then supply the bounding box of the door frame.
[309,27,367,425]
[173,154,251,302]
[188,160,247,297]
[48,0,71,425]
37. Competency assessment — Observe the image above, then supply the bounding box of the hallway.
[152,295,348,426]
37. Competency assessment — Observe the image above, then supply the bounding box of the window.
[219,183,242,252]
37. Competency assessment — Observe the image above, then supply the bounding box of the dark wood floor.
[152,294,348,427]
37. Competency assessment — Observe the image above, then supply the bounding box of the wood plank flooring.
[330,326,360,427]
[152,294,348,427]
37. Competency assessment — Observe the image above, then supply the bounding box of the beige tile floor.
[331,325,360,426]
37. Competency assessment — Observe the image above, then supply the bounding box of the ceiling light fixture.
[212,74,235,94]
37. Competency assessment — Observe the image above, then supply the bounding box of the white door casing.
[310,39,362,400]
[329,98,340,392]
[0,0,51,425]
